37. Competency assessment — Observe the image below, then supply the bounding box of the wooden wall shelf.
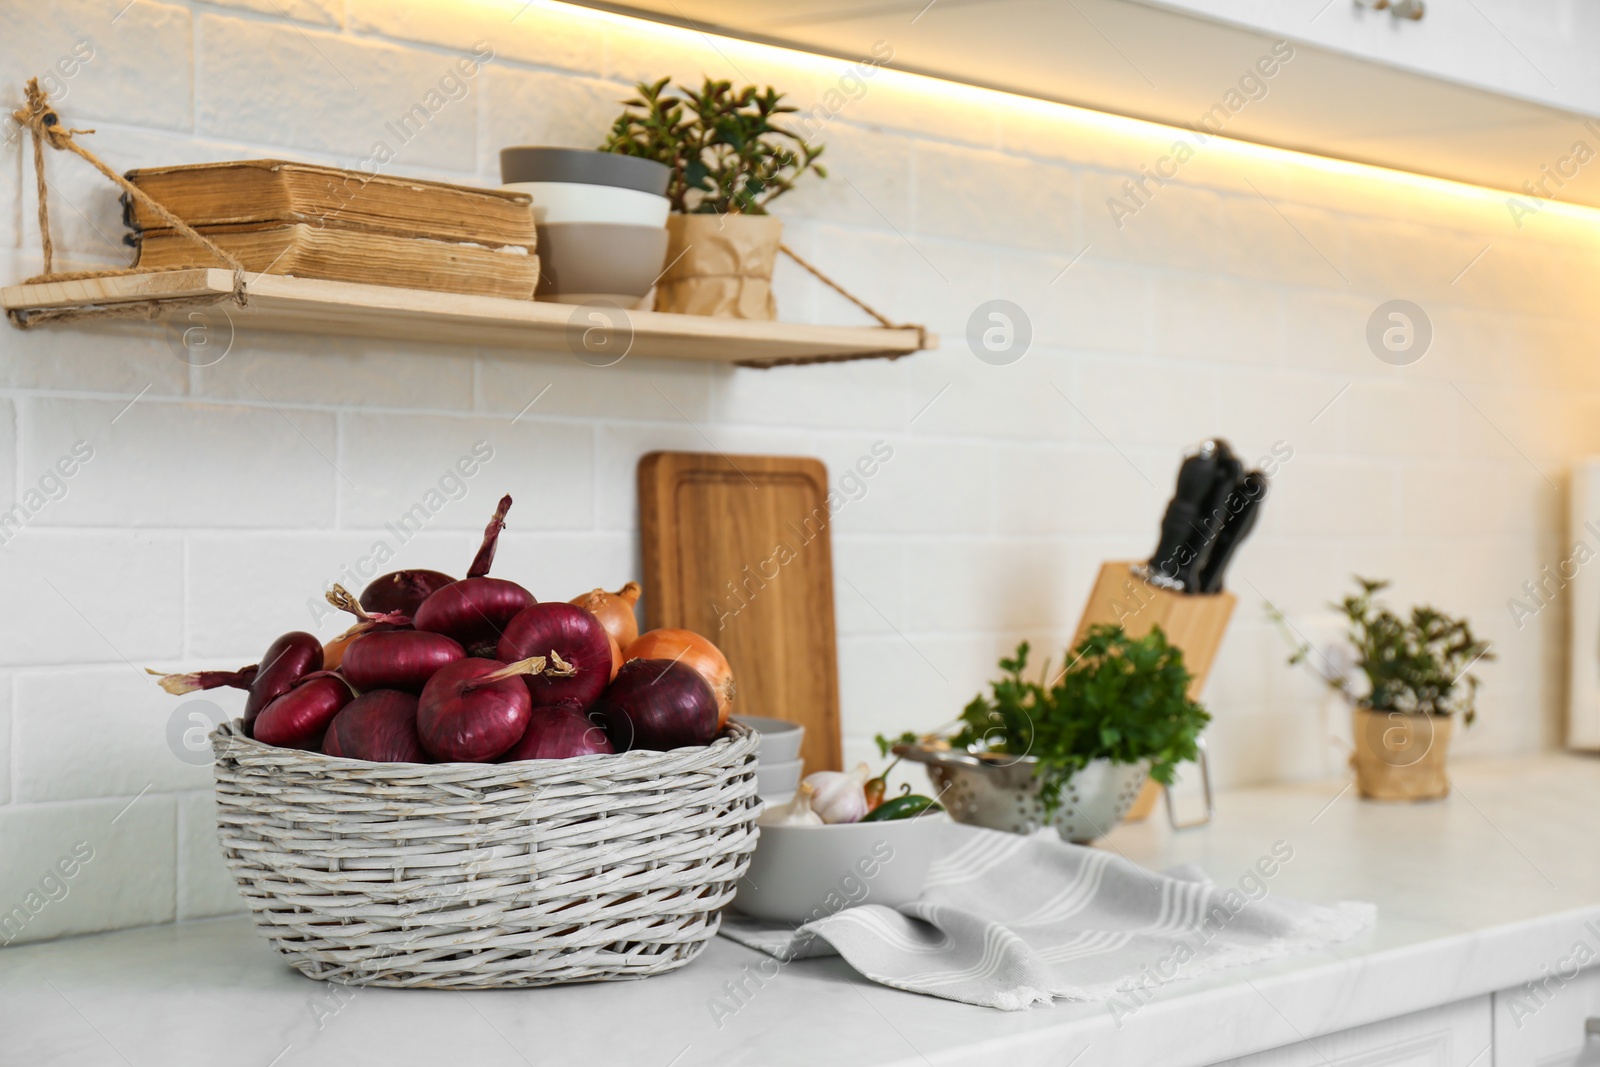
[0,269,933,369]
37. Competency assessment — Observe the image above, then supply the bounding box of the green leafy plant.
[1270,576,1492,723]
[881,625,1210,812]
[599,76,826,215]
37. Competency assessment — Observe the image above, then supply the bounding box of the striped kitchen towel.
[718,822,1372,1011]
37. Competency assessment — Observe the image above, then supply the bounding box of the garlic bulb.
[803,770,868,824]
[758,782,824,826]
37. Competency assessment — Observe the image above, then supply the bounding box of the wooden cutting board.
[637,451,842,773]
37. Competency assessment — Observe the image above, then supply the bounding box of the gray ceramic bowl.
[534,222,669,306]
[732,715,805,764]
[754,757,803,797]
[500,147,670,195]
[734,815,948,923]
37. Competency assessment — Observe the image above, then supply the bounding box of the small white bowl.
[504,181,670,227]
[732,715,805,764]
[755,757,803,797]
[735,815,947,923]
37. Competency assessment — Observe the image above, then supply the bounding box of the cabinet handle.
[1587,1017,1600,1040]
[1353,0,1425,20]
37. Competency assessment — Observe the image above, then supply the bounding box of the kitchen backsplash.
[2,0,1596,943]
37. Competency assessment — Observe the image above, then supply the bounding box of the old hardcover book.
[134,223,540,300]
[123,159,537,248]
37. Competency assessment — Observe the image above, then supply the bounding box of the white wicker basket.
[210,718,761,988]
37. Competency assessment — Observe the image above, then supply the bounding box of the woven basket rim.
[213,717,756,781]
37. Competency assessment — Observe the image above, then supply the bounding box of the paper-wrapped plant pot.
[654,214,783,319]
[1350,706,1453,801]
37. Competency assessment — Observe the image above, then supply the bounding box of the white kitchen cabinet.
[1494,964,1600,1066]
[591,0,1600,207]
[1142,0,1600,116]
[1206,996,1492,1067]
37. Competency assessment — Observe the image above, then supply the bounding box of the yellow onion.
[570,582,642,649]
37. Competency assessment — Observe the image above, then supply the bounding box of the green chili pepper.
[860,794,943,822]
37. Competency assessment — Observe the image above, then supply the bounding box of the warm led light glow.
[538,0,1600,228]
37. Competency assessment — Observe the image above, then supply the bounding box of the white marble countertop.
[3,755,1596,1067]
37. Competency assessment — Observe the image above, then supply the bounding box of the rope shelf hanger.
[8,77,248,328]
[755,241,930,369]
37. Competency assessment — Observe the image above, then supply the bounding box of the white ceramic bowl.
[533,221,669,306]
[755,757,803,798]
[733,715,805,764]
[505,181,671,226]
[734,815,948,923]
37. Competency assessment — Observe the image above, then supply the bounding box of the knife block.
[1071,561,1236,821]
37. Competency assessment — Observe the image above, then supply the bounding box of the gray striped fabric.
[720,823,1372,1011]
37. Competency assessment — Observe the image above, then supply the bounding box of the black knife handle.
[1147,443,1227,590]
[1197,470,1268,594]
[1189,448,1243,581]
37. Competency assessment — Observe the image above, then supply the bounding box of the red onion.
[498,700,614,762]
[417,655,547,762]
[253,671,354,750]
[360,569,456,617]
[590,658,717,753]
[414,495,534,655]
[149,631,325,736]
[341,630,465,693]
[243,633,327,732]
[327,689,427,763]
[323,726,345,758]
[497,603,612,709]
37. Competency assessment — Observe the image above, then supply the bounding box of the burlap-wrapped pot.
[654,214,782,319]
[1350,706,1454,801]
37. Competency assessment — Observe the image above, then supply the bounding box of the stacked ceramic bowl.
[733,715,805,805]
[500,147,671,309]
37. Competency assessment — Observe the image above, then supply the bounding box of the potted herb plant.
[883,625,1210,843]
[1272,577,1492,801]
[600,76,827,319]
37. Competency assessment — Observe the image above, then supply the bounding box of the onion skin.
[498,700,614,761]
[341,630,465,693]
[244,633,326,734]
[591,658,718,753]
[467,494,512,579]
[414,578,533,657]
[606,633,622,682]
[329,690,428,763]
[360,570,456,617]
[321,584,413,670]
[147,663,258,696]
[498,603,612,710]
[417,656,542,762]
[623,629,734,728]
[253,672,354,751]
[569,582,641,649]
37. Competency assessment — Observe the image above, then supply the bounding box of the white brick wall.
[3,0,1598,943]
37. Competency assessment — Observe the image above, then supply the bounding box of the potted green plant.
[600,76,827,319]
[882,625,1210,843]
[1271,577,1492,801]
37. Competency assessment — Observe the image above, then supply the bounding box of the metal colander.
[896,745,1149,844]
